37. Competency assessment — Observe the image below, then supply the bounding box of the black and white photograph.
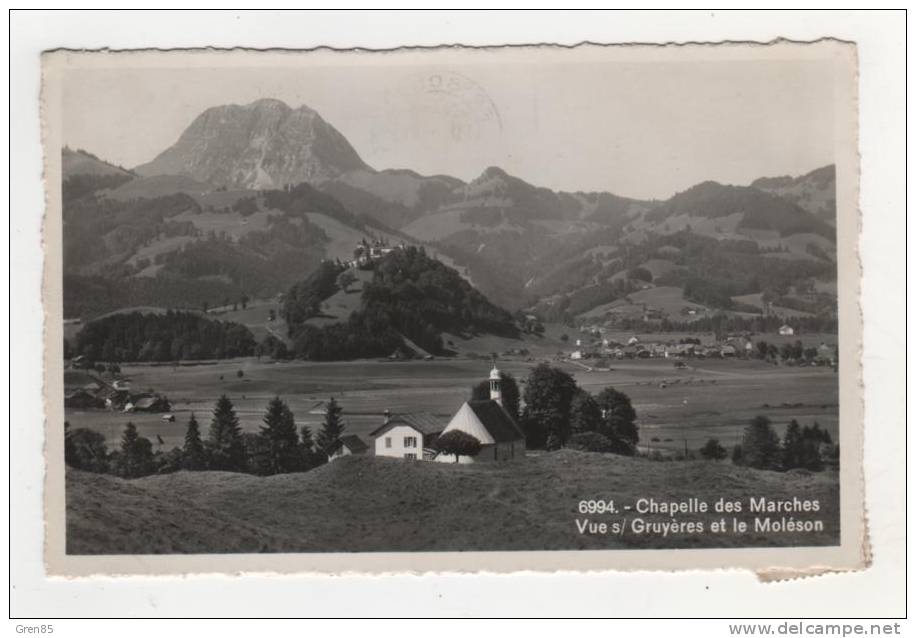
[8,6,911,625]
[39,40,865,575]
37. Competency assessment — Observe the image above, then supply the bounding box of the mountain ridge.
[62,98,838,330]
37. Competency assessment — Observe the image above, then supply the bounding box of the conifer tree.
[316,397,345,458]
[116,421,154,478]
[260,396,301,474]
[740,415,781,470]
[300,424,315,451]
[182,412,207,470]
[781,419,804,470]
[207,394,246,472]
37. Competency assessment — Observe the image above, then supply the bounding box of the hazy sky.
[62,55,836,200]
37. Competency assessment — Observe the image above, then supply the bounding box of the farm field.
[66,449,839,554]
[65,354,839,456]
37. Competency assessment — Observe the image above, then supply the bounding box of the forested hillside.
[72,310,256,362]
[644,181,834,240]
[282,247,518,360]
[61,153,389,318]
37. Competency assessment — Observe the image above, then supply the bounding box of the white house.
[778,324,795,336]
[328,434,369,462]
[435,366,526,463]
[370,412,444,461]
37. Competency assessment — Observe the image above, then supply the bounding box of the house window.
[404,453,416,460]
[385,437,392,448]
[404,436,417,448]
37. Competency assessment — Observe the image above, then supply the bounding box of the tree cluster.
[518,363,638,454]
[733,415,834,472]
[753,339,836,367]
[73,310,256,362]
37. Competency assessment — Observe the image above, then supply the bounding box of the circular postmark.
[416,70,503,142]
[371,69,503,157]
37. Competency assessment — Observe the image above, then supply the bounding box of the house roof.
[369,412,444,438]
[332,434,369,454]
[65,388,95,400]
[442,400,525,445]
[308,401,328,415]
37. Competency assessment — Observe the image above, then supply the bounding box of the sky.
[61,54,836,200]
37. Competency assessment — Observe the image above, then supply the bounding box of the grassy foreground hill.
[67,451,838,554]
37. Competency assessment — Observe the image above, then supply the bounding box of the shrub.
[699,438,728,461]
[65,425,110,473]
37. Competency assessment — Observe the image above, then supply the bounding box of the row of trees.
[754,339,836,366]
[728,415,835,471]
[65,395,348,479]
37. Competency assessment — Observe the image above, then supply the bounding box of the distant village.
[64,362,172,415]
[561,324,836,367]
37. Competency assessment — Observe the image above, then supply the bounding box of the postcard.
[41,41,864,576]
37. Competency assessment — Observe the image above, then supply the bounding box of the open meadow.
[66,449,839,554]
[65,352,838,456]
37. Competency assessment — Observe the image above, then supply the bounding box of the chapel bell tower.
[489,364,502,406]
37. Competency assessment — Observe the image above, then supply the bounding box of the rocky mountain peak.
[135,98,370,189]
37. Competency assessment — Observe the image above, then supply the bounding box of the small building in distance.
[328,434,369,462]
[112,379,131,391]
[307,400,329,416]
[778,324,795,336]
[435,366,526,463]
[370,412,444,461]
